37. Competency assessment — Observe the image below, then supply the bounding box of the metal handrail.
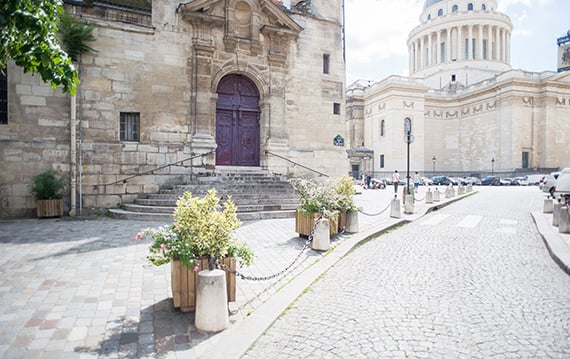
[93,150,216,190]
[265,150,329,177]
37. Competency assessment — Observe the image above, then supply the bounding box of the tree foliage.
[58,12,97,62]
[0,0,78,94]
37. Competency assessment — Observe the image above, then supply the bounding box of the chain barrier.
[218,213,324,281]
[357,200,392,216]
[414,194,426,202]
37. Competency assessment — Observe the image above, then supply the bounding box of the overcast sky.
[344,0,570,85]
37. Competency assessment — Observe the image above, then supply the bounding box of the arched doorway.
[215,74,260,166]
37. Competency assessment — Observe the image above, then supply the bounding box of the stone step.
[123,202,298,214]
[109,208,296,221]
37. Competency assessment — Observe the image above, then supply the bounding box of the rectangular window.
[522,151,529,169]
[333,103,341,115]
[0,69,7,125]
[323,54,330,74]
[120,112,140,141]
[440,42,446,63]
[482,39,488,60]
[380,154,385,169]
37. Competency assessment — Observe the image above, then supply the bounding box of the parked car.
[420,177,433,185]
[526,174,545,186]
[431,176,453,186]
[553,168,570,201]
[540,172,560,194]
[481,176,501,186]
[514,177,529,186]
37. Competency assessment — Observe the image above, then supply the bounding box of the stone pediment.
[177,0,302,35]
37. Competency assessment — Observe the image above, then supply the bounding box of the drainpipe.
[70,94,77,216]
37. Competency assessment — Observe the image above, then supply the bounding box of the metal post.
[492,157,495,176]
[432,155,436,177]
[406,130,411,195]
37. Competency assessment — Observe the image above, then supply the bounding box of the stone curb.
[183,191,477,359]
[530,211,570,275]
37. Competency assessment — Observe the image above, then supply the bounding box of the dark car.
[481,176,501,186]
[431,176,453,185]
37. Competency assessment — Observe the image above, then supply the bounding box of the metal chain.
[358,201,392,216]
[414,194,426,202]
[218,213,323,281]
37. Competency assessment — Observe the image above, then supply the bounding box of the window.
[522,152,529,169]
[427,14,431,20]
[483,39,488,59]
[440,42,446,63]
[467,3,473,11]
[472,38,476,59]
[0,69,7,125]
[120,112,140,141]
[482,4,486,10]
[451,74,456,82]
[380,154,385,169]
[452,4,458,12]
[333,103,341,115]
[380,119,385,137]
[437,9,443,16]
[323,54,330,74]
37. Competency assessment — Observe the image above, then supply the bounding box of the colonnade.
[409,23,511,73]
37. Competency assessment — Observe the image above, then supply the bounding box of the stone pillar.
[487,25,493,60]
[543,198,554,213]
[501,28,506,62]
[312,218,330,251]
[436,31,441,64]
[433,189,441,202]
[427,32,432,66]
[404,195,414,214]
[457,26,463,61]
[195,269,229,332]
[446,28,451,62]
[420,36,425,68]
[559,207,570,234]
[345,210,359,233]
[553,202,562,227]
[478,25,483,60]
[467,25,473,60]
[495,27,500,62]
[390,196,401,218]
[426,190,433,204]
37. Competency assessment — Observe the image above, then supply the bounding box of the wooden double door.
[215,74,260,166]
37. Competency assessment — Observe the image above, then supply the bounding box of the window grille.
[120,112,140,141]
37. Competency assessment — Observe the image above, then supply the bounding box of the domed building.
[346,0,570,180]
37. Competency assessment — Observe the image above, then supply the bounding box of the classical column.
[467,24,473,60]
[506,31,511,64]
[436,30,441,64]
[420,36,425,69]
[501,27,506,62]
[428,32,432,66]
[457,25,462,60]
[409,44,413,73]
[496,27,501,62]
[478,25,484,60]
[487,27,491,59]
[446,28,451,62]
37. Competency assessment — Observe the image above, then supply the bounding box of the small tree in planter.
[30,170,66,218]
[332,175,358,232]
[137,189,255,312]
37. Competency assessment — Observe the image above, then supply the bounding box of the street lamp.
[491,157,495,175]
[404,118,413,195]
[432,155,437,177]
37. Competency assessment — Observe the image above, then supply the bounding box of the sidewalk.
[531,209,570,275]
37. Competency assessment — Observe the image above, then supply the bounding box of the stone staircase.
[109,167,300,221]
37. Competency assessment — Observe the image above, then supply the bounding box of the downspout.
[70,93,77,216]
[78,55,84,215]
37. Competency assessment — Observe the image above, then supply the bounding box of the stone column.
[457,26,463,61]
[420,36,425,68]
[501,28,506,62]
[506,31,511,64]
[427,32,432,66]
[478,25,483,60]
[436,31,441,65]
[487,25,493,60]
[446,28,451,62]
[467,25,473,60]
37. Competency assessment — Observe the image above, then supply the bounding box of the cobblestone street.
[243,187,570,358]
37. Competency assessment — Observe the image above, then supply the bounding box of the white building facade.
[347,0,570,179]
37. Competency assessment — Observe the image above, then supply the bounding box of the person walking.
[413,171,421,193]
[392,170,401,195]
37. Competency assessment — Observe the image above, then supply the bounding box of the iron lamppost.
[432,155,436,177]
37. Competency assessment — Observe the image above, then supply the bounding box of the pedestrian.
[366,173,372,189]
[392,170,401,194]
[413,171,421,193]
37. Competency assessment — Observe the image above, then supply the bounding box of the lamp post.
[491,157,495,176]
[432,155,436,177]
[404,118,413,195]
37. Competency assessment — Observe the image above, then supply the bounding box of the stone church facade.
[347,0,570,179]
[0,0,348,218]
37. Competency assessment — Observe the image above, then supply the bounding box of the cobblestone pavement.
[243,187,570,358]
[0,184,422,359]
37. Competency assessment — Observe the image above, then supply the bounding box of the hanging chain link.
[357,201,392,216]
[218,213,324,281]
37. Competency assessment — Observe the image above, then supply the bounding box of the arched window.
[437,9,443,16]
[452,4,458,12]
[482,4,486,10]
[467,3,474,11]
[427,14,431,20]
[381,119,385,137]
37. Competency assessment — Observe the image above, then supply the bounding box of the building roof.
[96,0,151,12]
[424,0,444,10]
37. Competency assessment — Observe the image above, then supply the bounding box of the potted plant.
[30,170,66,218]
[333,175,358,232]
[136,189,255,312]
[291,177,340,237]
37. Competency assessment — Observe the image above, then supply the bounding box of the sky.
[344,0,570,85]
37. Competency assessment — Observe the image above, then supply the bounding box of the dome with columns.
[408,0,512,89]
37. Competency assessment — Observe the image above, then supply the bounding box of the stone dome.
[424,0,444,9]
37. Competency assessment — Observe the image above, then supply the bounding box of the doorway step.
[109,167,299,222]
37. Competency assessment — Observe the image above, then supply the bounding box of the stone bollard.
[559,207,570,233]
[433,189,441,202]
[450,186,456,197]
[312,217,330,251]
[390,196,401,218]
[404,194,414,214]
[553,202,562,227]
[467,184,473,193]
[345,210,359,233]
[543,198,554,213]
[425,190,433,204]
[444,187,450,199]
[195,269,229,332]
[458,185,465,195]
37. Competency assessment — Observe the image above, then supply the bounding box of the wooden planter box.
[36,199,63,218]
[338,211,347,232]
[171,257,236,313]
[295,210,339,237]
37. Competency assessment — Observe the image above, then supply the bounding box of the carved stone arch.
[211,67,269,100]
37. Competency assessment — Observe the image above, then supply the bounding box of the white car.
[540,172,560,194]
[553,168,570,201]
